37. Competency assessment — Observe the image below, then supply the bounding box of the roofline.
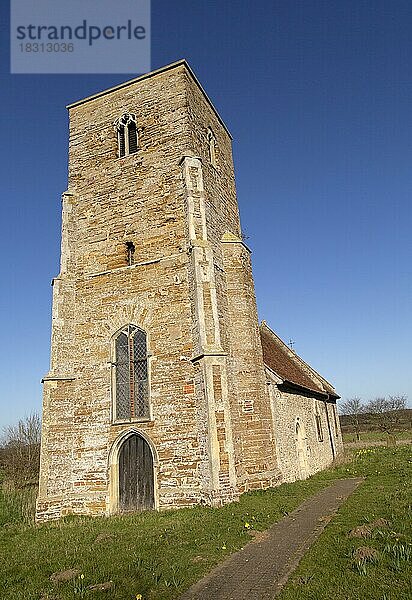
[265,370,339,400]
[263,361,324,396]
[260,321,290,350]
[260,320,339,395]
[65,59,232,139]
[279,380,331,400]
[263,360,327,398]
[260,320,340,399]
[283,380,326,397]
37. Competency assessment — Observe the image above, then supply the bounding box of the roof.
[260,322,339,399]
[65,59,232,138]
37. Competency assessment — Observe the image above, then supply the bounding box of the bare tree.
[340,397,364,441]
[365,395,408,437]
[384,395,408,437]
[387,395,407,412]
[340,397,363,415]
[1,413,41,487]
[365,397,389,414]
[339,395,409,442]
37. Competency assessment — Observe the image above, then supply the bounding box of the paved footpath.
[180,478,363,600]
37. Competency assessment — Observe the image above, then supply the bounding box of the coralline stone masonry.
[37,60,342,521]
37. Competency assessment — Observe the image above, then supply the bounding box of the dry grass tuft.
[49,568,80,584]
[348,525,371,538]
[369,518,390,529]
[353,546,379,561]
[87,581,113,591]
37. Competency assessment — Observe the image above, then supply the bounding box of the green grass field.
[1,445,411,600]
[277,445,412,600]
[342,429,412,443]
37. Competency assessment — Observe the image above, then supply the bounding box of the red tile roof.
[259,322,339,398]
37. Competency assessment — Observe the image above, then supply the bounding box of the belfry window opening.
[117,113,138,158]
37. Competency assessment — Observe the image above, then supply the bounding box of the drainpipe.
[323,397,336,459]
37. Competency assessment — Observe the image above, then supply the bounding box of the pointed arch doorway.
[118,434,154,512]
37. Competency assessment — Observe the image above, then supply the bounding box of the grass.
[0,481,37,526]
[277,445,412,600]
[0,445,410,600]
[342,429,412,443]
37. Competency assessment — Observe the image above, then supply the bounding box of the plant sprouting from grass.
[163,564,184,589]
[383,540,412,569]
[354,558,368,575]
[297,574,315,585]
[73,573,87,597]
[352,546,379,575]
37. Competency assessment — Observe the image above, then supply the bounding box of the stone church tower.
[36,60,281,520]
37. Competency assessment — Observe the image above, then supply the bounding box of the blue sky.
[1,0,411,428]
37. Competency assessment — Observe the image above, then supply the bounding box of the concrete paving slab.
[179,478,363,600]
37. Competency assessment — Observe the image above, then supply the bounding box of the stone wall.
[267,370,342,482]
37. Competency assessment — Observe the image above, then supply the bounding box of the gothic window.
[113,325,150,421]
[315,411,323,442]
[116,113,138,158]
[207,127,217,168]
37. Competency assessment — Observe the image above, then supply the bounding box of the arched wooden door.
[118,434,154,512]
